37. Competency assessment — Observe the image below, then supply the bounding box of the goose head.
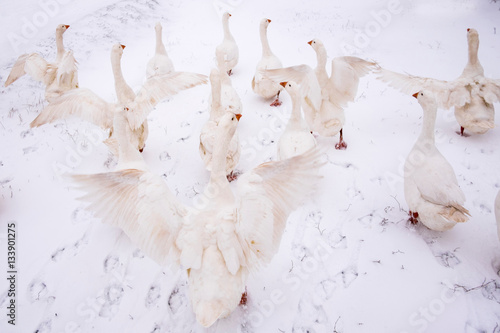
[155,22,162,33]
[111,43,126,60]
[217,111,241,140]
[222,12,232,21]
[261,18,271,28]
[56,24,70,34]
[412,90,437,109]
[280,81,300,96]
[307,38,324,51]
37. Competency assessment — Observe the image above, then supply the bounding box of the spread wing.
[261,65,321,111]
[127,71,208,130]
[328,56,378,107]
[70,169,189,266]
[479,78,500,104]
[5,53,55,87]
[30,88,114,129]
[376,68,470,109]
[236,148,325,269]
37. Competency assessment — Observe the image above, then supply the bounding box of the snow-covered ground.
[1,0,500,332]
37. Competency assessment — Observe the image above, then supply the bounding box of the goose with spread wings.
[30,43,207,155]
[70,111,324,327]
[262,39,377,149]
[5,24,79,102]
[377,28,500,136]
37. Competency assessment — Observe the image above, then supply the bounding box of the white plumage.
[71,111,324,327]
[377,28,500,136]
[215,12,239,76]
[277,81,317,160]
[251,18,283,106]
[404,90,470,231]
[5,24,78,102]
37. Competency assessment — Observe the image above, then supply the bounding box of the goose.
[377,28,500,136]
[146,22,174,79]
[277,81,317,160]
[200,68,241,179]
[31,43,207,155]
[70,110,324,327]
[215,12,239,76]
[496,191,500,242]
[262,39,377,149]
[251,18,283,106]
[5,24,78,102]
[404,90,470,231]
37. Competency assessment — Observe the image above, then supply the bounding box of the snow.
[1,0,500,332]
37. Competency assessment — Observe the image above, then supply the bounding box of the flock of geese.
[4,12,500,327]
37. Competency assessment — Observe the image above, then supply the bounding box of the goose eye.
[231,117,234,120]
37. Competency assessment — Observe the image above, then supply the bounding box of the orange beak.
[467,28,470,32]
[235,114,242,121]
[228,13,232,17]
[64,25,70,29]
[267,19,271,23]
[120,44,126,49]
[280,81,287,88]
[412,92,419,99]
[308,40,313,45]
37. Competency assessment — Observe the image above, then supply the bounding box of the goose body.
[377,28,500,136]
[277,81,316,160]
[404,91,469,231]
[71,111,324,327]
[252,18,283,105]
[215,12,239,75]
[5,24,78,102]
[200,68,241,175]
[146,22,174,79]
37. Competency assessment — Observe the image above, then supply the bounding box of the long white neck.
[210,74,223,121]
[260,23,272,57]
[315,45,329,87]
[208,124,234,197]
[222,16,234,41]
[287,90,305,130]
[111,52,135,103]
[56,30,65,62]
[417,102,437,145]
[462,35,484,77]
[156,27,167,55]
[114,112,145,170]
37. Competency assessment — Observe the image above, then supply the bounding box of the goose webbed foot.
[335,129,347,150]
[239,288,248,306]
[226,170,240,182]
[408,210,419,224]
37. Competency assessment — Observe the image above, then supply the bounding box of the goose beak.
[228,13,232,17]
[267,19,271,23]
[235,114,242,121]
[308,40,313,45]
[280,81,287,88]
[120,44,126,49]
[412,92,419,99]
[467,28,470,32]
[64,25,70,29]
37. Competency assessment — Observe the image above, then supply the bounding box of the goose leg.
[228,69,233,76]
[408,210,419,224]
[335,129,348,150]
[239,287,248,305]
[457,126,470,137]
[270,90,282,107]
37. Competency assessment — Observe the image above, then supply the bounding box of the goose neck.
[156,28,167,55]
[417,104,436,144]
[260,24,272,56]
[56,31,65,61]
[222,17,234,41]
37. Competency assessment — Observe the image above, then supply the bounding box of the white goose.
[263,39,377,149]
[252,18,283,106]
[495,191,500,242]
[377,28,500,136]
[31,43,207,155]
[5,24,78,102]
[70,111,324,327]
[200,68,241,179]
[146,22,174,79]
[215,12,239,76]
[404,90,470,231]
[277,81,317,160]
